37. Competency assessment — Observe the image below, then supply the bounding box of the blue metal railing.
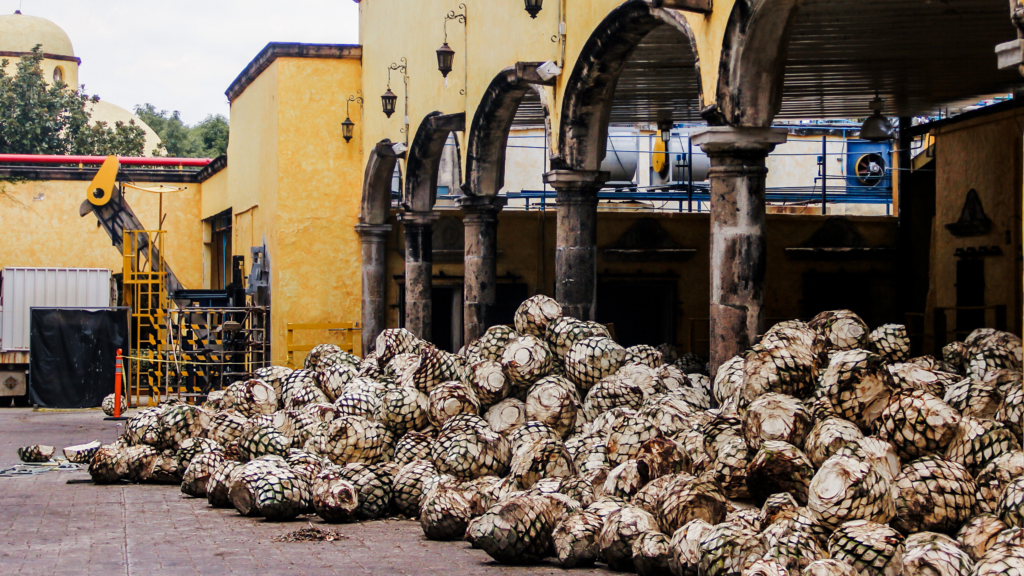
[501,184,893,213]
[393,183,893,214]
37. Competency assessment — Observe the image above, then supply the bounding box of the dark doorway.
[431,285,463,353]
[597,279,676,347]
[209,210,233,289]
[492,283,530,327]
[906,159,936,316]
[956,259,985,338]
[800,270,898,329]
[903,157,936,356]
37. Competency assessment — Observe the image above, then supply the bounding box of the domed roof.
[0,12,75,57]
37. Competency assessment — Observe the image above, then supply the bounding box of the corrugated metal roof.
[777,0,1020,119]
[609,24,703,124]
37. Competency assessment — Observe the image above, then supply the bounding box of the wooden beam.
[426,112,466,133]
[651,0,712,14]
[515,62,557,86]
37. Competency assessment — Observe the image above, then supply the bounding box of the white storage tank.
[1,267,114,352]
[601,127,641,186]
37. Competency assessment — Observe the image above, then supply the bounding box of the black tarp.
[29,308,129,409]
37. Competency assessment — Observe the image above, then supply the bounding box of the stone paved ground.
[0,408,614,576]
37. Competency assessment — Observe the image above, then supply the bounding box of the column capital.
[542,169,610,191]
[691,127,788,155]
[354,223,392,238]
[457,195,508,213]
[398,211,440,226]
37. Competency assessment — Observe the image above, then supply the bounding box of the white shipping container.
[0,267,113,352]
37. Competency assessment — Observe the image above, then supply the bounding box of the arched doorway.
[459,65,553,343]
[550,0,704,321]
[401,111,466,341]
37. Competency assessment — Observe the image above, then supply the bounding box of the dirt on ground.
[272,525,350,543]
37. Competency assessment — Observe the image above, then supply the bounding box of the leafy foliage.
[134,104,229,158]
[0,47,146,156]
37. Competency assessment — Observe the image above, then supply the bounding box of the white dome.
[0,12,75,57]
[89,100,162,157]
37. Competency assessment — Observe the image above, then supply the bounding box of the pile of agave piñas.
[60,296,1024,575]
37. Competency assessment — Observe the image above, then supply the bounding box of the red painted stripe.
[0,154,212,167]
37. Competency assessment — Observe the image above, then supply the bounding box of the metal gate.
[164,306,269,399]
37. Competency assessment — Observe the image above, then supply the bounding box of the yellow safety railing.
[286,322,362,368]
[122,229,168,406]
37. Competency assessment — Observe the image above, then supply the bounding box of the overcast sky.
[6,0,360,124]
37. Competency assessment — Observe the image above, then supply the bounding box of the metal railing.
[501,186,893,213]
[164,306,269,397]
[122,230,167,406]
[286,322,362,368]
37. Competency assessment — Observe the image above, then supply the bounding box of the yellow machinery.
[82,156,270,404]
[82,156,182,405]
[122,229,168,404]
[652,135,668,176]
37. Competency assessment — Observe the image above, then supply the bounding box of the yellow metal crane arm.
[86,155,119,206]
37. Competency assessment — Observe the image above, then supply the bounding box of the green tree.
[134,104,229,158]
[194,114,229,158]
[0,46,146,156]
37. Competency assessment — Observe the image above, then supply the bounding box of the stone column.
[542,170,609,321]
[355,223,392,354]
[400,212,439,341]
[458,195,507,345]
[692,127,787,375]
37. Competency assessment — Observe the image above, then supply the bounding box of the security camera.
[536,61,562,82]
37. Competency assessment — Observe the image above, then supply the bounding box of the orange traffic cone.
[104,348,128,421]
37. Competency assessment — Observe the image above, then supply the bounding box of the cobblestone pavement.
[0,408,613,576]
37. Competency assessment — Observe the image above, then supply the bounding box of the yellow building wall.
[357,0,733,175]
[927,108,1024,339]
[0,178,203,289]
[273,56,365,364]
[767,134,847,189]
[222,55,364,365]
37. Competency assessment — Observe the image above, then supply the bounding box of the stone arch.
[400,111,465,340]
[712,0,802,127]
[404,111,466,212]
[356,139,404,353]
[558,0,702,171]
[464,65,551,197]
[359,139,402,225]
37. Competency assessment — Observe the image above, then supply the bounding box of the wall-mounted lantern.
[437,44,456,79]
[437,5,467,79]
[382,58,407,119]
[524,0,543,19]
[381,88,398,118]
[342,93,363,143]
